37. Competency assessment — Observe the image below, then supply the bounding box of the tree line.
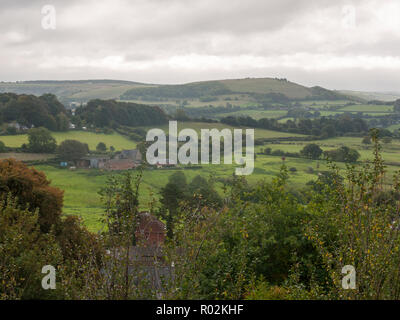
[0,93,69,132]
[74,99,168,128]
[221,115,369,138]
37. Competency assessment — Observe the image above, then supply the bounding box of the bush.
[324,146,360,163]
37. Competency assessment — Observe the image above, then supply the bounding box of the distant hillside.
[0,80,152,106]
[121,77,353,103]
[340,90,400,102]
[220,78,311,99]
[0,78,358,108]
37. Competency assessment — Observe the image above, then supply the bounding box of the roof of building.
[106,158,137,170]
[81,155,110,160]
[120,149,142,160]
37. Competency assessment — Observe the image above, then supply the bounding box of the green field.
[2,120,399,232]
[36,155,325,231]
[0,131,136,151]
[28,130,400,232]
[220,78,313,99]
[338,104,393,113]
[213,109,287,120]
[36,141,400,233]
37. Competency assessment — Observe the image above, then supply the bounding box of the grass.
[338,104,393,113]
[4,122,395,232]
[34,135,400,233]
[0,131,136,151]
[139,121,306,139]
[213,109,287,120]
[221,78,312,99]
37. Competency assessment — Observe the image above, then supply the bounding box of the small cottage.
[116,149,142,164]
[136,212,166,247]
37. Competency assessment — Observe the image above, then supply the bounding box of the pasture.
[32,131,400,232]
[0,130,136,151]
[2,121,399,232]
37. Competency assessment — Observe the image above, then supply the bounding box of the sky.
[1,0,400,91]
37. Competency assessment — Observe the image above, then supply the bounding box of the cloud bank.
[1,0,400,91]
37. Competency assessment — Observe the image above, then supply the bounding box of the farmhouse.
[75,155,110,169]
[115,149,142,164]
[136,212,166,247]
[74,149,142,171]
[104,158,137,171]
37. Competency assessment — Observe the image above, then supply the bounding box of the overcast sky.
[1,0,400,91]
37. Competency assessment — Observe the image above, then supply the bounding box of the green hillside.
[340,90,400,102]
[220,78,312,99]
[121,77,350,102]
[0,78,355,109]
[0,80,152,106]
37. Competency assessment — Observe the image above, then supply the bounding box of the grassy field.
[220,78,313,99]
[213,109,287,120]
[31,132,400,232]
[0,131,136,151]
[3,122,397,232]
[338,104,393,113]
[36,155,323,231]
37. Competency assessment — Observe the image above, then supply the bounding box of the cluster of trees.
[262,143,360,163]
[74,99,168,128]
[121,82,232,100]
[57,140,89,161]
[286,108,321,119]
[262,147,301,158]
[23,127,57,153]
[0,93,69,131]
[221,115,368,138]
[324,146,361,163]
[158,172,222,239]
[300,143,361,163]
[115,126,147,142]
[21,127,90,161]
[0,159,98,299]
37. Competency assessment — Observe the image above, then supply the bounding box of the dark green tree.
[57,140,89,162]
[0,141,6,153]
[300,144,323,160]
[187,175,222,209]
[159,172,188,239]
[27,127,57,153]
[96,142,107,153]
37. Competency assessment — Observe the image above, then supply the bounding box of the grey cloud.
[0,0,399,91]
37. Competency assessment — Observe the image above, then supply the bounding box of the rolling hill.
[121,77,353,103]
[0,79,152,106]
[0,78,356,108]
